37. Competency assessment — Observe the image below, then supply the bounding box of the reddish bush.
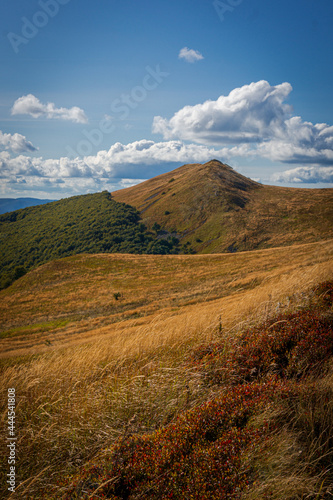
[61,282,333,499]
[64,383,287,499]
[314,280,333,308]
[190,307,333,385]
[231,310,333,382]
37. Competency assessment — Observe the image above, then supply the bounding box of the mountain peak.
[196,160,260,191]
[112,160,333,253]
[112,159,261,246]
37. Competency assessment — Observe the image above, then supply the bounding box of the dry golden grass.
[244,370,333,499]
[0,240,332,498]
[1,239,332,358]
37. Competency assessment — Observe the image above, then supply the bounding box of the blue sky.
[1,0,333,198]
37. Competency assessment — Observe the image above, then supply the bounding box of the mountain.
[0,191,179,289]
[0,197,55,214]
[1,160,332,289]
[112,160,333,253]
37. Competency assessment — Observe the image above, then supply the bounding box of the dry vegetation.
[0,240,332,498]
[112,160,333,253]
[1,239,332,357]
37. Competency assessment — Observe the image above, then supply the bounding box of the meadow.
[0,239,332,498]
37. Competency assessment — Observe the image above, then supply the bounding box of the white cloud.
[153,80,292,144]
[271,166,333,184]
[256,117,333,165]
[87,139,241,170]
[178,47,204,63]
[0,130,37,153]
[1,134,332,198]
[0,140,238,183]
[0,139,244,197]
[11,94,88,124]
[152,80,333,167]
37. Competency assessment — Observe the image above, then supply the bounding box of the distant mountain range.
[0,198,55,214]
[113,160,333,253]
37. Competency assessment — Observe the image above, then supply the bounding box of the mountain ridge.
[1,159,332,289]
[112,159,333,253]
[0,191,179,289]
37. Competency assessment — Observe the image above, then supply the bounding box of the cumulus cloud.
[256,117,333,165]
[11,94,88,124]
[86,139,242,170]
[153,80,292,144]
[0,140,238,183]
[152,80,333,167]
[271,166,333,184]
[2,140,234,197]
[0,130,37,153]
[178,47,204,63]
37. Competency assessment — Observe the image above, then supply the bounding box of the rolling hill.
[1,159,332,289]
[0,191,179,289]
[112,159,333,253]
[0,239,332,357]
[0,240,332,498]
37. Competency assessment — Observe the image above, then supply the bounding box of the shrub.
[230,310,333,382]
[189,304,333,386]
[152,222,161,233]
[63,383,285,499]
[13,266,27,280]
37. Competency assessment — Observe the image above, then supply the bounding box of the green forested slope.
[0,191,178,289]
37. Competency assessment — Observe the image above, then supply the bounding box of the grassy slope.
[0,245,332,498]
[0,190,178,289]
[0,160,332,497]
[1,239,332,358]
[62,289,333,500]
[112,160,333,252]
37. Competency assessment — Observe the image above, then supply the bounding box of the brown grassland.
[0,239,333,498]
[1,239,332,358]
[112,160,333,253]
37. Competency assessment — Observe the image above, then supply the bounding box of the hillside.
[1,160,332,289]
[112,160,333,253]
[0,243,332,498]
[0,191,179,289]
[1,239,332,357]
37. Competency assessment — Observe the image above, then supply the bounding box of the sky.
[1,0,333,199]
